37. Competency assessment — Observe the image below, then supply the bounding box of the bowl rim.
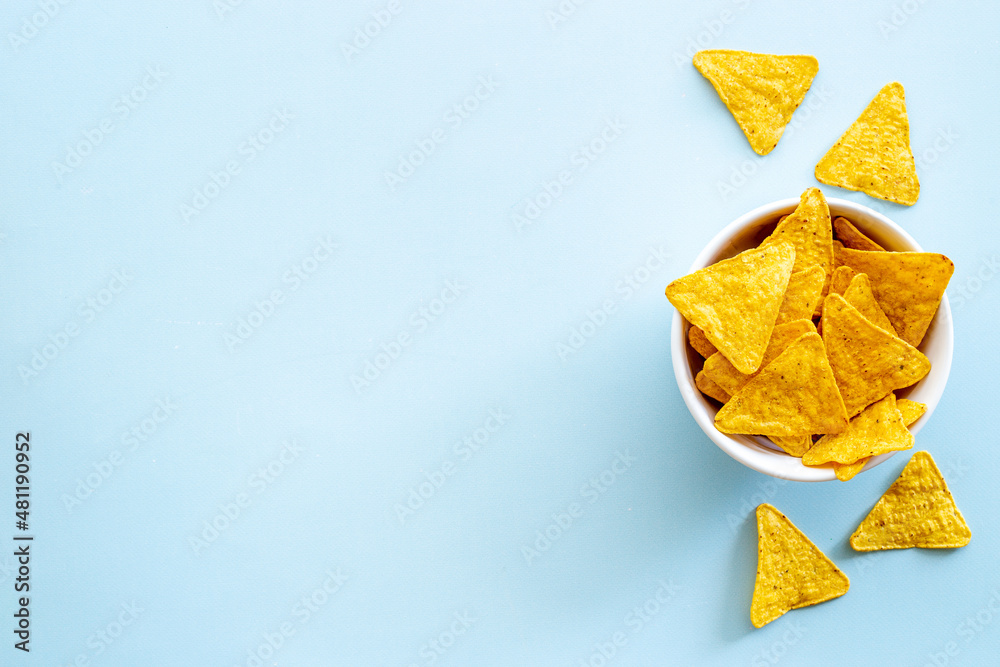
[670,196,954,482]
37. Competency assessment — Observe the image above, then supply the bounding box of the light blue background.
[2,1,999,665]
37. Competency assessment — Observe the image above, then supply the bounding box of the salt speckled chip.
[751,504,850,628]
[694,50,818,156]
[850,451,971,550]
[815,82,919,205]
[666,243,795,374]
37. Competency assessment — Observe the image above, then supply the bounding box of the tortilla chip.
[666,243,795,374]
[761,188,834,284]
[803,394,913,465]
[829,265,857,296]
[815,82,919,205]
[696,370,731,403]
[703,320,816,396]
[833,217,884,252]
[751,504,850,628]
[896,398,927,425]
[832,398,926,480]
[843,273,896,335]
[777,266,826,325]
[693,50,818,156]
[836,248,954,347]
[769,435,813,457]
[829,265,857,297]
[688,325,718,358]
[715,332,849,436]
[821,294,930,417]
[850,451,971,550]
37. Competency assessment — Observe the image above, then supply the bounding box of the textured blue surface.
[1,1,999,665]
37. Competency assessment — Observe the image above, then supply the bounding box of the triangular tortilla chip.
[803,394,913,465]
[843,273,896,335]
[836,248,953,346]
[693,50,818,156]
[833,217,883,251]
[815,82,919,205]
[821,294,930,417]
[769,435,812,457]
[776,266,826,325]
[761,188,834,284]
[752,504,850,628]
[703,320,816,396]
[696,370,731,403]
[666,243,795,374]
[850,451,971,550]
[829,265,857,297]
[715,332,849,436]
[833,398,926,480]
[688,325,718,358]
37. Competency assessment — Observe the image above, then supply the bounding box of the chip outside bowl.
[670,198,953,482]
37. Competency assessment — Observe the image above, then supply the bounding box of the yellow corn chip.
[833,217,884,252]
[836,248,954,347]
[696,370,731,403]
[843,273,896,335]
[821,294,930,417]
[896,398,927,425]
[751,504,850,628]
[666,242,795,374]
[803,394,913,465]
[829,265,857,296]
[776,266,826,325]
[760,188,834,284]
[850,451,971,550]
[688,325,718,358]
[703,320,816,396]
[832,398,926,480]
[815,82,919,205]
[769,435,812,457]
[693,51,818,156]
[715,332,849,436]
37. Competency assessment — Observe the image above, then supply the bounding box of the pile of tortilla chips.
[667,187,953,480]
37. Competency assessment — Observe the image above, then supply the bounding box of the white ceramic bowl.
[671,197,953,481]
